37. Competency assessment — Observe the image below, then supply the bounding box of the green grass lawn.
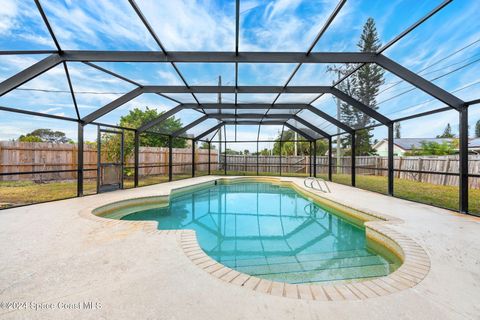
[1,173,479,214]
[333,174,480,214]
[0,174,189,209]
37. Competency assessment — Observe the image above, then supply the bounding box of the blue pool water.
[121,182,397,284]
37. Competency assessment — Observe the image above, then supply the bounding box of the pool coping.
[79,176,431,301]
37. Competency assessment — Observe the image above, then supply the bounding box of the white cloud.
[135,0,235,51]
[0,55,48,82]
[18,34,53,46]
[39,0,157,50]
[157,70,182,86]
[0,0,18,33]
[240,0,261,13]
[39,107,62,114]
[264,0,303,22]
[0,118,77,141]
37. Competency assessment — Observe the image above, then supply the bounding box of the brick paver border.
[84,176,430,301]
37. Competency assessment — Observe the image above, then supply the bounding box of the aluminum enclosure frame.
[0,0,477,215]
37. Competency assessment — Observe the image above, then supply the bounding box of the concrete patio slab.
[0,176,479,320]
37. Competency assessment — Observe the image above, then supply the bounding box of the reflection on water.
[122,182,394,283]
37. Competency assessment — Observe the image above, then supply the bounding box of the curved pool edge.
[80,176,431,301]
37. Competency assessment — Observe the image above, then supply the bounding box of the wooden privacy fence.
[223,154,480,189]
[343,155,480,188]
[1,141,479,189]
[223,155,311,174]
[137,146,218,176]
[0,141,218,181]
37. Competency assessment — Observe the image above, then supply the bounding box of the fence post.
[208,141,211,175]
[168,135,173,182]
[134,130,139,188]
[418,158,424,182]
[313,140,317,178]
[244,154,247,173]
[459,105,469,213]
[0,143,2,182]
[191,139,195,178]
[256,141,259,176]
[328,137,332,181]
[351,130,356,187]
[279,140,282,176]
[388,122,394,196]
[443,158,450,185]
[77,122,84,197]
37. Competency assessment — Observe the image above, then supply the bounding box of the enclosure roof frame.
[0,0,473,140]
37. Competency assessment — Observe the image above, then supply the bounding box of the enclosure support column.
[120,130,124,189]
[459,105,469,213]
[208,141,211,175]
[77,122,84,197]
[191,139,195,177]
[387,122,394,196]
[224,139,227,175]
[134,130,139,188]
[328,137,332,181]
[279,140,282,176]
[256,141,259,176]
[168,135,173,182]
[96,125,101,193]
[313,140,317,178]
[351,130,356,187]
[309,141,313,177]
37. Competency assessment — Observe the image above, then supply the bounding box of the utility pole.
[294,131,298,156]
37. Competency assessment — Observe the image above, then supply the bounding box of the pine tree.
[327,17,384,155]
[394,123,401,139]
[437,123,455,138]
[475,120,480,138]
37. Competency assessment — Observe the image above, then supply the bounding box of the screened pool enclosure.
[0,0,479,215]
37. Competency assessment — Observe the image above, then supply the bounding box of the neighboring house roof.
[393,138,454,150]
[373,138,454,151]
[469,138,480,149]
[373,137,480,151]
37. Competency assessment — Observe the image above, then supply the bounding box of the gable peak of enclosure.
[0,0,478,215]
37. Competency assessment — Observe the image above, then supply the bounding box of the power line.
[318,76,480,132]
[377,56,480,106]
[379,52,480,99]
[381,52,480,93]
[313,39,480,133]
[14,76,234,96]
[378,38,480,93]
[15,88,127,95]
[385,79,480,117]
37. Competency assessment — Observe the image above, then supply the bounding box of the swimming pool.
[121,181,399,284]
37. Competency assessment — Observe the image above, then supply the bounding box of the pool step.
[259,263,392,284]
[218,248,376,268]
[221,253,392,284]
[233,254,386,275]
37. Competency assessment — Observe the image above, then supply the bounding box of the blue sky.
[0,0,479,150]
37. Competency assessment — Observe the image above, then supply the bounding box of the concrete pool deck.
[0,176,479,319]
